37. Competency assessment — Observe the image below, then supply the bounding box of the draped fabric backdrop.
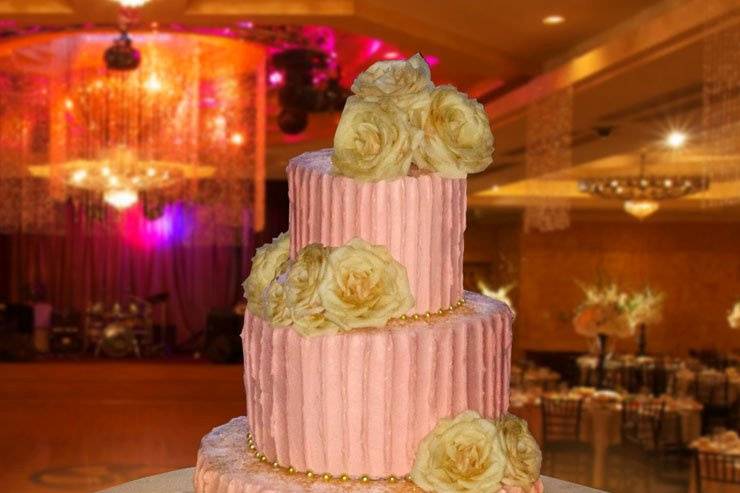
[2,207,250,343]
[0,182,289,343]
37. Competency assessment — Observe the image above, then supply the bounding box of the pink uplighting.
[383,51,401,59]
[367,39,383,55]
[119,203,192,249]
[424,54,440,66]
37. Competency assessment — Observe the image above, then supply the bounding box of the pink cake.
[195,54,541,493]
[288,149,466,315]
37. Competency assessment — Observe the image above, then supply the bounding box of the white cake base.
[195,418,557,493]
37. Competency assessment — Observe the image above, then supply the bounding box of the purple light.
[268,70,284,87]
[120,203,192,249]
[237,20,254,29]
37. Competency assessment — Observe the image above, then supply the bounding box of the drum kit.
[84,293,168,358]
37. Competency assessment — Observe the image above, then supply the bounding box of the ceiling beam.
[485,0,740,123]
[185,0,354,17]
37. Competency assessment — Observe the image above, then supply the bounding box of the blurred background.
[0,1,738,492]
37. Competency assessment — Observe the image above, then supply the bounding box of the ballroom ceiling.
[1,0,739,218]
[0,0,664,88]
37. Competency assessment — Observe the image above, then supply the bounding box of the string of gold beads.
[247,432,413,484]
[394,298,466,323]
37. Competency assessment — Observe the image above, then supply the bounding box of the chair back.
[541,396,583,445]
[695,374,730,407]
[621,398,665,450]
[694,451,740,493]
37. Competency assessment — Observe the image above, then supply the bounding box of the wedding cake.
[195,54,543,493]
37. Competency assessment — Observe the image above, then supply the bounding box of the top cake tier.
[288,149,466,315]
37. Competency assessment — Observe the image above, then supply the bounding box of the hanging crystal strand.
[702,5,740,208]
[523,86,574,233]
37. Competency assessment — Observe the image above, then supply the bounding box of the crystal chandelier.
[46,146,212,210]
[578,153,709,220]
[0,32,266,241]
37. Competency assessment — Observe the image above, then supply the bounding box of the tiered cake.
[196,54,543,493]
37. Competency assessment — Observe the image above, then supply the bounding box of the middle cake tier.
[287,149,467,315]
[243,291,512,479]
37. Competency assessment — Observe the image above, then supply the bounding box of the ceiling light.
[144,73,163,93]
[623,200,659,220]
[104,189,138,210]
[113,0,150,7]
[71,169,87,183]
[542,15,565,25]
[230,132,245,146]
[268,70,284,87]
[579,151,708,220]
[665,130,687,149]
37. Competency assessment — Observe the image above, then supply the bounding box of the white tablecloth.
[99,468,606,493]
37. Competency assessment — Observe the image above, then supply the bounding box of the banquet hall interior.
[0,1,739,492]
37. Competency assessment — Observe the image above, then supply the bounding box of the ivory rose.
[415,85,494,179]
[264,278,292,326]
[332,97,419,181]
[351,53,433,118]
[411,411,507,493]
[498,414,542,488]
[242,232,290,318]
[285,244,338,336]
[318,237,414,329]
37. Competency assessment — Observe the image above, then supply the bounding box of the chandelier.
[0,32,267,242]
[578,153,709,220]
[31,146,213,210]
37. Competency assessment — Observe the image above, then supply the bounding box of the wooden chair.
[604,398,665,491]
[694,451,740,493]
[540,397,592,485]
[695,375,732,432]
[621,398,665,450]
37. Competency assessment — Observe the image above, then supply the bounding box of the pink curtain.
[3,204,254,342]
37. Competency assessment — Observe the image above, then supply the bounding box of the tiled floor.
[0,361,694,493]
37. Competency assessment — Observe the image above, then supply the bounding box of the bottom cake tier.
[195,417,545,493]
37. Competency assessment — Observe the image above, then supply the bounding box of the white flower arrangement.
[242,235,414,336]
[625,287,664,328]
[478,280,515,313]
[728,300,740,330]
[573,282,633,339]
[332,54,494,182]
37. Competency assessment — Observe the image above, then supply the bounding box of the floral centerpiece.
[573,282,632,388]
[728,300,740,330]
[624,287,664,355]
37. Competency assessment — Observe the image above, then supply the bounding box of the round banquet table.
[509,396,703,490]
[98,468,607,493]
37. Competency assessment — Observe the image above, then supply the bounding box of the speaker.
[0,303,35,361]
[203,310,243,363]
[49,311,84,355]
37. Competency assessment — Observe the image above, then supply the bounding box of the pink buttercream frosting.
[243,291,512,479]
[194,417,544,493]
[287,149,466,315]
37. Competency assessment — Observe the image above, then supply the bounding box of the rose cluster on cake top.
[332,53,494,181]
